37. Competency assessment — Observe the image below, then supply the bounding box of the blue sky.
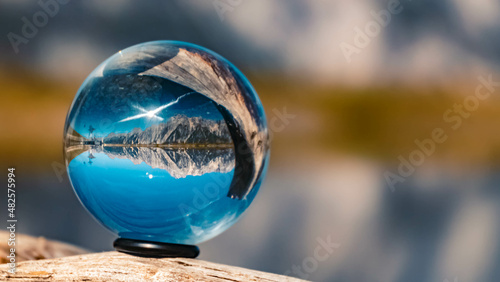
[70,77,225,138]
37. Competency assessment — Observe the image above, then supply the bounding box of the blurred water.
[7,158,500,281]
[2,1,500,281]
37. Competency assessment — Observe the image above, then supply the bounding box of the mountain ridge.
[103,114,232,145]
[95,146,235,179]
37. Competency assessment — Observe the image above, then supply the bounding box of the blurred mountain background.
[2,1,500,281]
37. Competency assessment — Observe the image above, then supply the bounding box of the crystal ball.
[63,41,269,245]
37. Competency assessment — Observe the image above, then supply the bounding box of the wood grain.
[0,232,306,281]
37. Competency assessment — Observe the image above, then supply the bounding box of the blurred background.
[2,0,500,281]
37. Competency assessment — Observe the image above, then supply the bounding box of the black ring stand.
[114,238,200,258]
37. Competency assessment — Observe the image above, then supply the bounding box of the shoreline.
[81,143,234,149]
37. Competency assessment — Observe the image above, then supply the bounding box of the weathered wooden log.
[0,232,306,281]
[0,231,88,263]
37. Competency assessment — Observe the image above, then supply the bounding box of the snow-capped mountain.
[96,146,234,179]
[103,114,232,145]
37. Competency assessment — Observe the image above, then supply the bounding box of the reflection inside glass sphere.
[63,41,269,245]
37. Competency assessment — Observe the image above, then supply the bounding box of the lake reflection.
[66,146,258,244]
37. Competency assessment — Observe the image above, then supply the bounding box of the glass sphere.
[63,41,269,245]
